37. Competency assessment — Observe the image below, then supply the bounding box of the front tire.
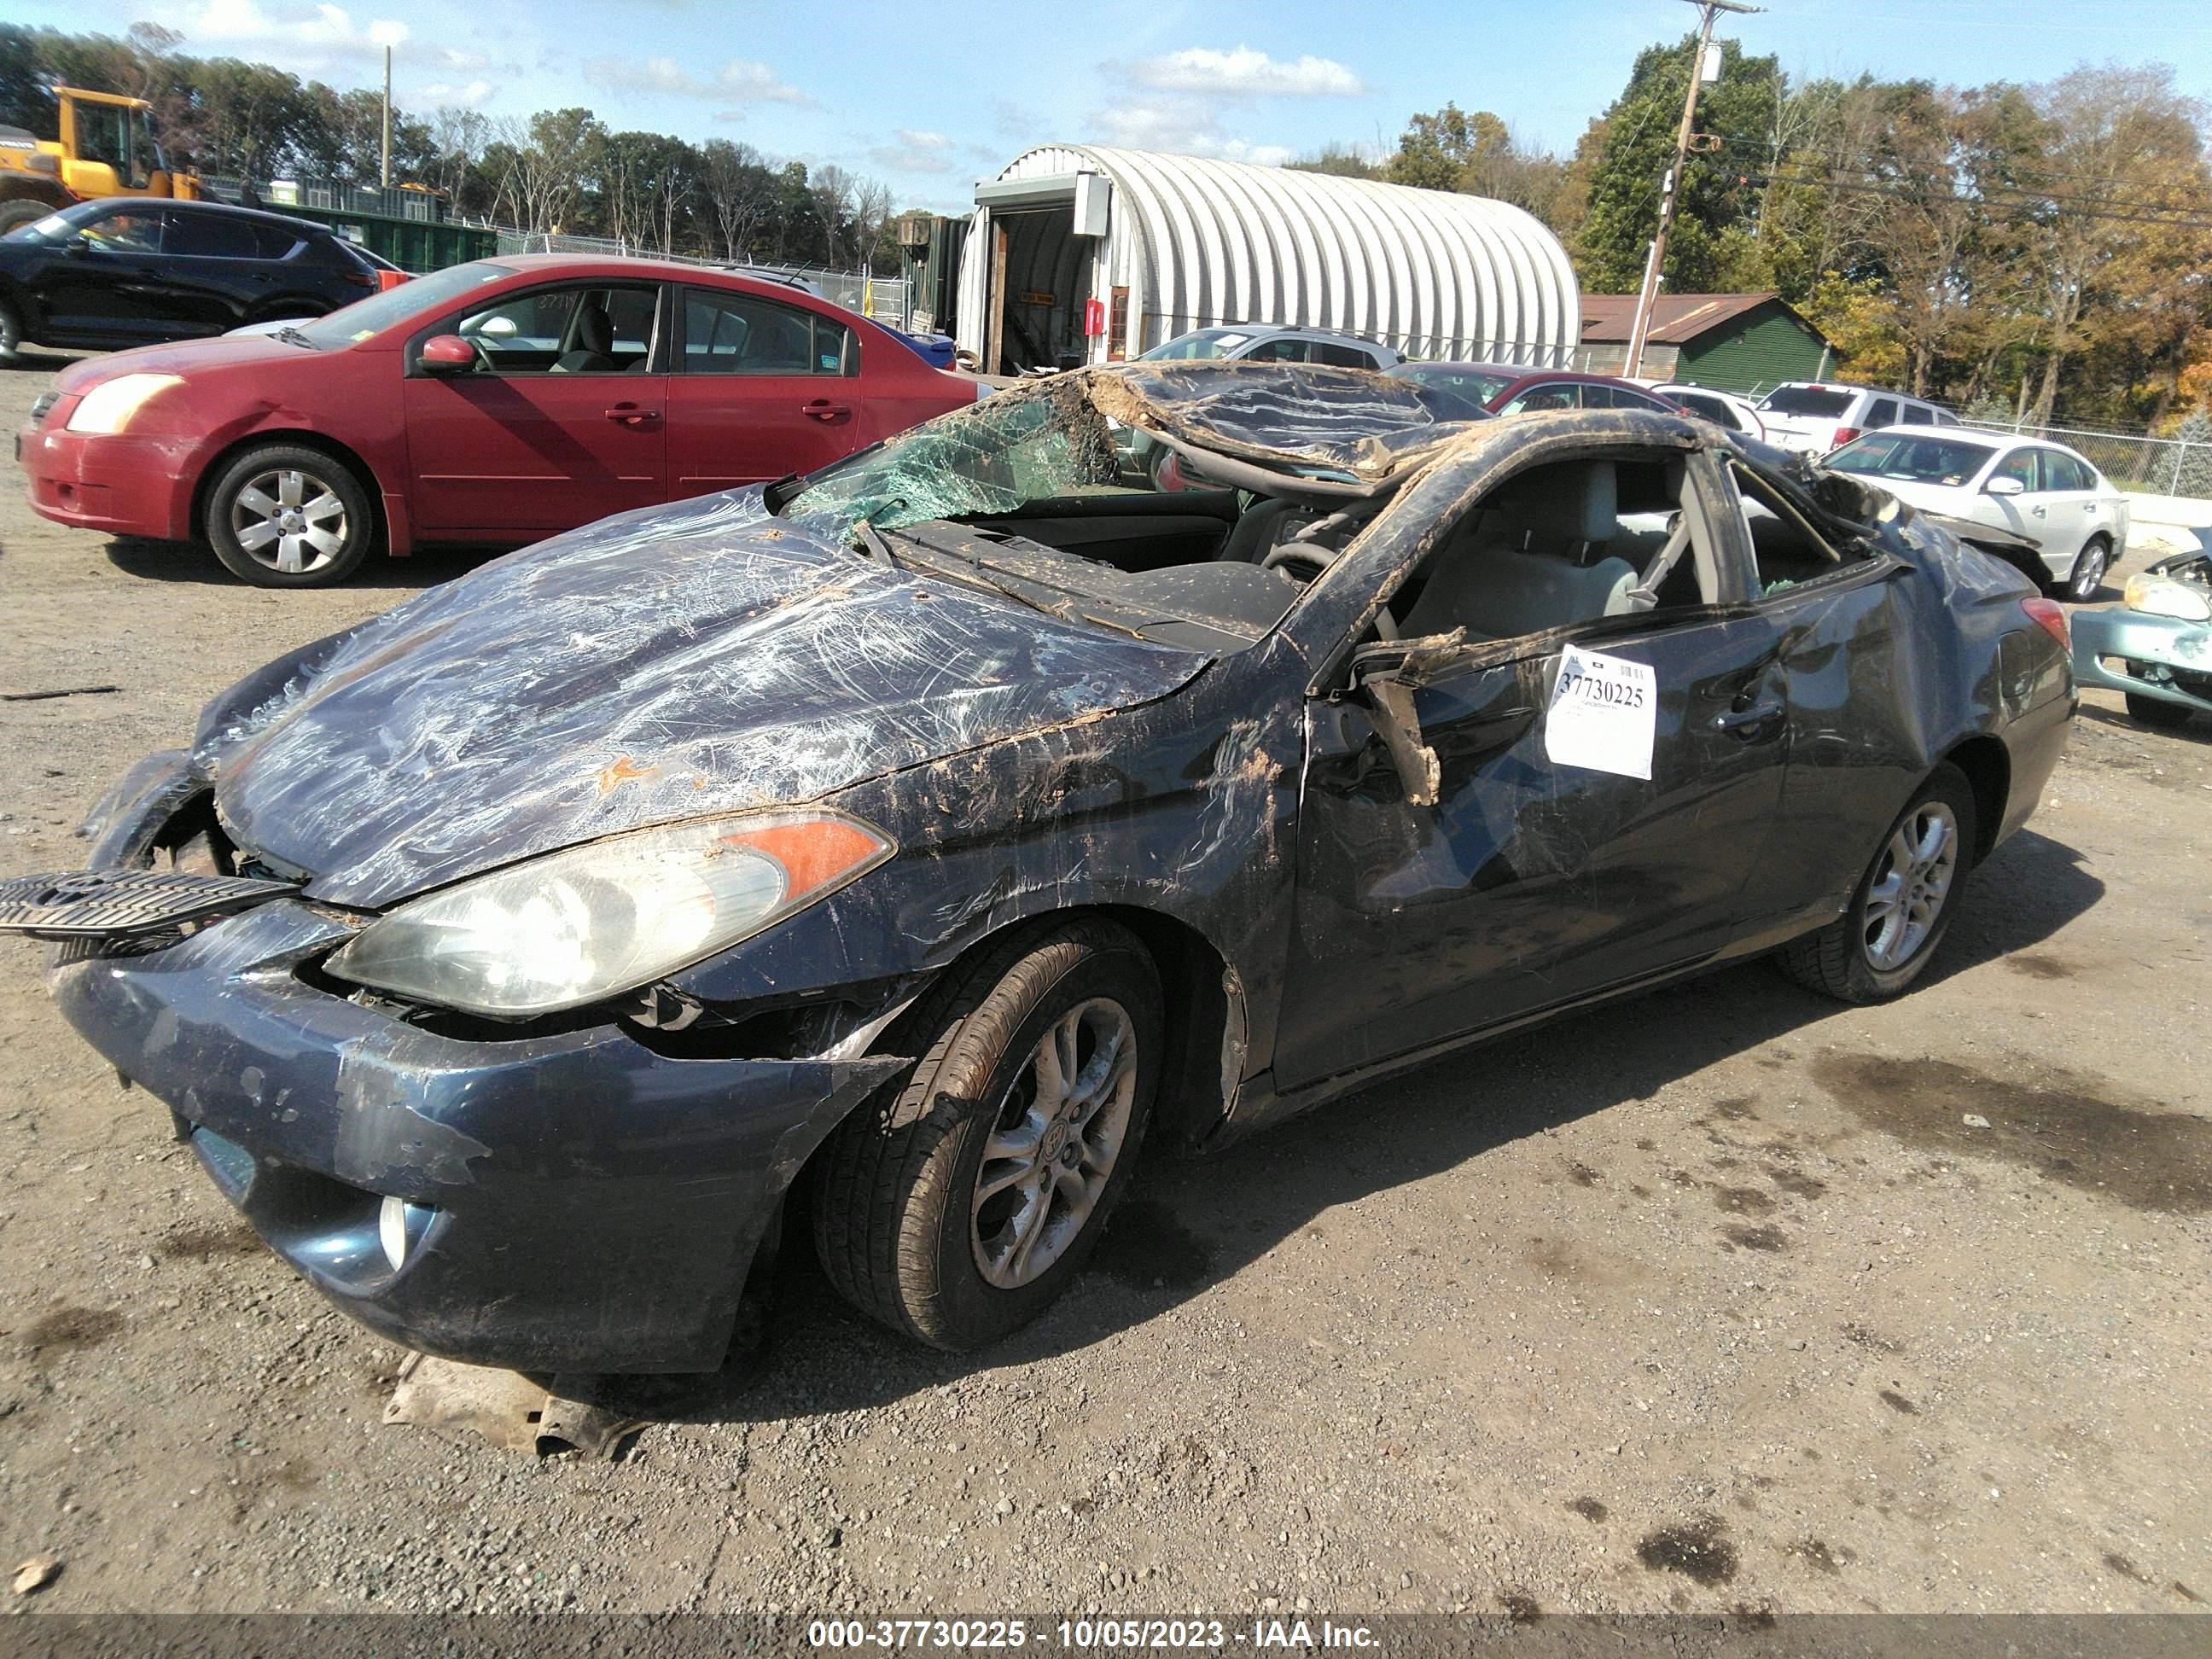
[2061,536,2111,602]
[203,444,375,587]
[812,919,1163,1351]
[2124,691,2195,731]
[1778,764,1978,1004]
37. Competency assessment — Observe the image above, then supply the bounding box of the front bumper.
[2071,606,2212,716]
[50,902,907,1372]
[19,417,197,541]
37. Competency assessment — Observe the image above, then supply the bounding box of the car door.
[34,206,173,343]
[1981,445,2044,547]
[1272,442,1793,1092]
[150,208,267,337]
[401,280,668,538]
[2034,449,2102,563]
[661,284,870,495]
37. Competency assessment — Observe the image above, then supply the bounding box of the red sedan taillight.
[1830,426,1862,447]
[2021,597,2069,649]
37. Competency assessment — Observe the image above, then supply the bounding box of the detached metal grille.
[0,869,297,940]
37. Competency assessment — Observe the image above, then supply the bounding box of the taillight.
[2021,597,2069,649]
[1830,426,1862,446]
[339,267,375,289]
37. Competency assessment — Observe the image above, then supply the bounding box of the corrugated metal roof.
[1577,292,1823,346]
[959,145,1580,366]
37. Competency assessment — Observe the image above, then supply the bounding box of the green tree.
[1575,31,1783,294]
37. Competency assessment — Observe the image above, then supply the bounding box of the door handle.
[603,405,660,426]
[2030,504,2046,517]
[802,399,852,423]
[2084,504,2097,515]
[1713,701,1785,741]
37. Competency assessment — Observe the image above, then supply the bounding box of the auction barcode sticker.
[1543,644,1656,781]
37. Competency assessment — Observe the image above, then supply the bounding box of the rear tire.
[2062,536,2111,602]
[0,201,48,237]
[1778,764,1978,1004]
[2124,691,2195,731]
[812,919,1163,1351]
[203,444,375,588]
[0,294,22,364]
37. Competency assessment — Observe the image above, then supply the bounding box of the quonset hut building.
[954,144,1580,375]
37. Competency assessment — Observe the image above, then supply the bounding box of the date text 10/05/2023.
[805,1618,1382,1650]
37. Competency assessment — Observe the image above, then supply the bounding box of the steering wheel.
[1261,540,1398,640]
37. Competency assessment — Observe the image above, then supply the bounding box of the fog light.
[378,1195,433,1271]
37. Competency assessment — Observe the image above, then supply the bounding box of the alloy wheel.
[971,998,1138,1289]
[1860,801,1959,971]
[2068,541,2110,602]
[228,468,349,577]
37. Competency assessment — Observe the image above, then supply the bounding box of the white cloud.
[869,128,958,174]
[1088,100,1292,166]
[185,0,410,65]
[1128,46,1364,98]
[584,55,804,106]
[416,79,493,108]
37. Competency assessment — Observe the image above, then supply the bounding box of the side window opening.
[1729,458,1862,593]
[1385,455,1719,645]
[1991,449,2040,493]
[682,288,858,375]
[449,285,659,375]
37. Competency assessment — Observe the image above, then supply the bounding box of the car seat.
[551,300,617,374]
[1399,461,1638,641]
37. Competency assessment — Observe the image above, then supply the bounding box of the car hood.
[196,491,1211,909]
[52,330,331,393]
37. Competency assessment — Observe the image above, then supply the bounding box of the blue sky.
[16,0,2212,212]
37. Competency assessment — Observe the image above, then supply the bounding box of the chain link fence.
[1954,419,2208,498]
[477,227,911,328]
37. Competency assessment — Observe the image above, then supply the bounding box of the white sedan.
[1823,424,2131,602]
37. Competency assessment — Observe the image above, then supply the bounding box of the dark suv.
[0,197,393,359]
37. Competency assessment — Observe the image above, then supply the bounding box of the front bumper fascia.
[2071,607,2212,715]
[49,900,908,1372]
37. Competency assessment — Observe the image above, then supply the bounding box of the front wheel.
[2124,691,2195,731]
[2061,536,2111,602]
[1778,764,1977,1004]
[203,444,375,587]
[812,919,1163,1350]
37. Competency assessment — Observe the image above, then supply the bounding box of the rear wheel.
[812,919,1162,1351]
[1778,764,1977,1004]
[0,201,48,237]
[0,294,21,364]
[203,444,375,587]
[2124,691,2195,731]
[2062,536,2111,602]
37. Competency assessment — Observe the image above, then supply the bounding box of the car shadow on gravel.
[101,535,510,590]
[630,826,2104,1428]
[2074,702,2211,746]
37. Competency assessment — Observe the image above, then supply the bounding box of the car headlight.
[2122,573,2212,623]
[64,372,183,435]
[324,810,893,1018]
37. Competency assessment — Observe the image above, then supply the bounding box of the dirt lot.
[0,351,2206,1621]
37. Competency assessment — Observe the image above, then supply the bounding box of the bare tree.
[810,163,855,268]
[700,138,772,261]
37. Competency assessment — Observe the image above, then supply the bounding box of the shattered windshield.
[783,381,1126,538]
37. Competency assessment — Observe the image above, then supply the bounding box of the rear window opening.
[1729,458,1867,591]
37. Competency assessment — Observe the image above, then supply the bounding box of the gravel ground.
[0,351,2206,1621]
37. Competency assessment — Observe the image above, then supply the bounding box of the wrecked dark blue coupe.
[0,363,2075,1371]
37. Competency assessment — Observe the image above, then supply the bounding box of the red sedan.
[1385,361,1684,418]
[18,255,981,586]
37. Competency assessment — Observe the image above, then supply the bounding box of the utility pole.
[1623,0,1762,378]
[380,46,393,191]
